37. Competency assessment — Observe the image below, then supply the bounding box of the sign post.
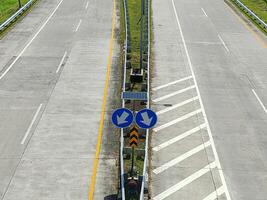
[18,0,22,8]
[129,126,139,147]
[129,126,139,177]
[111,108,157,179]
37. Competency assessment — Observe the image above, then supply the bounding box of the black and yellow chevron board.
[130,126,139,147]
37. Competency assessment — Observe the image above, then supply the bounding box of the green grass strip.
[128,0,141,68]
[0,0,30,24]
[239,0,267,22]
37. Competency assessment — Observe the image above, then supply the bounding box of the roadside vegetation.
[240,0,267,22]
[127,0,141,68]
[0,0,29,24]
[120,0,141,66]
[120,0,125,43]
[119,0,150,198]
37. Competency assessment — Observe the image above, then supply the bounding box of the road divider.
[119,0,151,198]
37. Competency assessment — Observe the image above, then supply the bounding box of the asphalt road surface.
[0,0,118,199]
[151,0,267,199]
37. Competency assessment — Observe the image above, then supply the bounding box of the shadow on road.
[104,194,118,200]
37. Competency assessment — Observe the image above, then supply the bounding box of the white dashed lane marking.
[202,186,225,200]
[218,34,229,52]
[201,8,208,17]
[153,85,196,103]
[252,89,267,113]
[153,109,202,132]
[56,51,67,73]
[152,76,193,91]
[21,104,43,145]
[156,96,199,115]
[153,141,211,174]
[75,19,82,32]
[153,123,207,152]
[0,0,64,80]
[153,162,217,200]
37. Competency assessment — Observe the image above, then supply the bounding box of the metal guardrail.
[120,0,129,198]
[120,0,150,199]
[139,0,150,199]
[232,0,267,30]
[0,0,34,31]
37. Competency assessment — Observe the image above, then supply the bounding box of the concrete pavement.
[0,0,119,199]
[151,0,267,199]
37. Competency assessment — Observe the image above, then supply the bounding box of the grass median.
[240,0,267,22]
[0,0,29,24]
[231,0,267,34]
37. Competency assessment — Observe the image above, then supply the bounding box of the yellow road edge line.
[224,1,267,48]
[88,0,116,199]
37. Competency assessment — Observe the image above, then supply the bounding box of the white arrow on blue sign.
[112,108,134,128]
[135,108,157,129]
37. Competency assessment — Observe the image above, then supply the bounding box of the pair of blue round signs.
[112,108,157,129]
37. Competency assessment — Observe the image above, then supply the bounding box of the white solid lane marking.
[85,1,89,9]
[202,186,225,200]
[153,85,196,102]
[156,96,199,115]
[75,19,82,32]
[21,104,43,145]
[252,89,267,113]
[153,123,207,152]
[201,8,208,17]
[218,34,229,52]
[152,76,193,91]
[153,109,202,132]
[171,1,232,199]
[153,141,211,174]
[56,51,67,73]
[153,162,217,200]
[0,0,64,81]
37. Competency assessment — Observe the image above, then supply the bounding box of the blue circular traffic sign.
[112,108,134,128]
[135,108,157,129]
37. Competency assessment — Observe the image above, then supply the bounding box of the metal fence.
[0,0,34,31]
[232,0,267,30]
[119,0,129,198]
[139,0,150,198]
